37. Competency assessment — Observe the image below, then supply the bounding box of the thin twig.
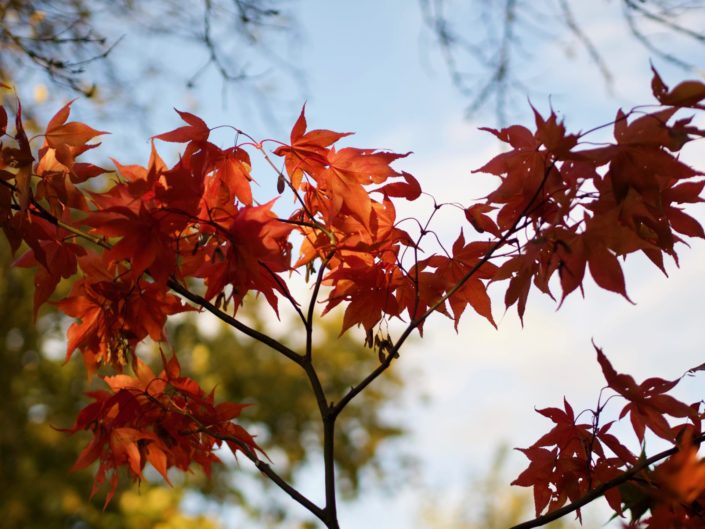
[558,0,613,89]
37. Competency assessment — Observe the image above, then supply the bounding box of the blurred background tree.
[0,0,304,127]
[1,1,703,126]
[0,237,410,528]
[420,0,705,123]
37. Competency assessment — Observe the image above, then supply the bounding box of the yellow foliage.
[120,488,220,529]
[191,344,210,374]
[33,83,48,103]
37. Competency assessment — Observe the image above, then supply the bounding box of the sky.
[24,1,705,528]
[243,3,705,528]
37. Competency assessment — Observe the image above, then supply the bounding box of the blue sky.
[25,1,705,527]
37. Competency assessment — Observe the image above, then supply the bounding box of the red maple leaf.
[196,200,294,314]
[652,430,705,506]
[595,344,696,442]
[13,215,86,318]
[272,105,352,190]
[44,100,108,148]
[513,398,623,518]
[152,109,210,143]
[82,186,190,283]
[437,232,496,328]
[651,66,705,109]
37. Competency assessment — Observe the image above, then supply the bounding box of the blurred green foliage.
[0,238,410,528]
[0,238,220,528]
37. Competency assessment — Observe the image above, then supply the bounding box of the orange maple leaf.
[45,100,108,148]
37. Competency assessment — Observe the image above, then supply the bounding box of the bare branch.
[166,278,303,365]
[420,0,705,124]
[215,430,327,523]
[557,0,613,89]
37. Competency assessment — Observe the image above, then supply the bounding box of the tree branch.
[155,391,327,523]
[218,431,327,523]
[558,0,613,89]
[166,278,303,364]
[322,416,340,528]
[305,250,335,361]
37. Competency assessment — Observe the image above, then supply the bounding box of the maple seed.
[107,333,130,368]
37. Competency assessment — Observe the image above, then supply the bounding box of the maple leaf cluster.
[66,355,259,507]
[0,68,704,523]
[514,347,705,528]
[0,101,281,500]
[478,75,705,322]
